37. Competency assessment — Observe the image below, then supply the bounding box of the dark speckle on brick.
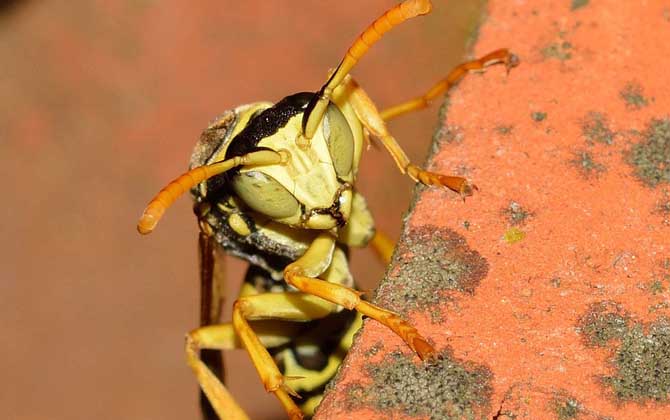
[627,118,670,187]
[434,123,464,145]
[654,189,670,225]
[374,225,488,317]
[582,112,615,145]
[620,82,649,110]
[646,259,670,295]
[504,201,531,225]
[579,301,630,347]
[364,341,384,357]
[578,302,670,403]
[571,150,606,177]
[648,279,665,294]
[571,0,589,10]
[606,319,670,402]
[541,41,573,61]
[495,125,514,135]
[347,349,493,420]
[551,394,582,419]
[531,111,547,122]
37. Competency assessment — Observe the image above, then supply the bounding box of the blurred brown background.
[0,1,484,419]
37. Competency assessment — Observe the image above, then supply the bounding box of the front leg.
[284,233,435,360]
[342,75,476,197]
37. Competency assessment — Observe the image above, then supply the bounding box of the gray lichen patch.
[364,341,384,357]
[658,198,670,217]
[550,392,613,420]
[605,319,670,402]
[654,189,670,225]
[627,118,670,187]
[347,349,493,420]
[531,111,548,122]
[581,112,615,145]
[620,82,649,110]
[578,302,670,403]
[648,279,665,295]
[571,0,589,10]
[374,225,488,316]
[434,123,464,145]
[495,125,514,135]
[433,98,453,145]
[494,385,611,420]
[503,201,531,226]
[645,258,670,296]
[551,395,582,419]
[570,150,606,178]
[541,41,573,61]
[579,301,630,347]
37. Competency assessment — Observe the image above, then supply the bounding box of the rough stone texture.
[374,225,489,321]
[345,349,492,420]
[317,1,670,419]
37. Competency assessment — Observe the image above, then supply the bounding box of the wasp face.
[194,92,363,231]
[233,93,357,229]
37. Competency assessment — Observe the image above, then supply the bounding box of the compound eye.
[231,171,299,219]
[324,103,354,177]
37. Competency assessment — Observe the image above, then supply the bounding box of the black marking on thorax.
[225,92,315,160]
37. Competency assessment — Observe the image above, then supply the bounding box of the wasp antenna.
[302,0,433,140]
[137,161,236,235]
[137,150,284,234]
[334,0,431,88]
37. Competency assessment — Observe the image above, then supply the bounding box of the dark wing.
[198,232,226,420]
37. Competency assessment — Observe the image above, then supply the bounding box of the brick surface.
[317,1,670,419]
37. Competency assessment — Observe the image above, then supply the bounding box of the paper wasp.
[137,0,517,418]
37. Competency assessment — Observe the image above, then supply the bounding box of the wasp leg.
[335,189,395,264]
[380,48,519,121]
[284,233,435,360]
[233,293,343,420]
[302,0,432,143]
[188,293,340,420]
[186,324,248,420]
[187,322,304,420]
[369,230,395,265]
[342,75,476,197]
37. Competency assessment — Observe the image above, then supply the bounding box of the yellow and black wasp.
[137,0,517,418]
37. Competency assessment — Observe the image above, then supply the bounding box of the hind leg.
[188,292,340,420]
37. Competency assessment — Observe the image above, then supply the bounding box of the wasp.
[137,0,517,418]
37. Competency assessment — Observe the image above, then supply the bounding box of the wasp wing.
[198,232,226,420]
